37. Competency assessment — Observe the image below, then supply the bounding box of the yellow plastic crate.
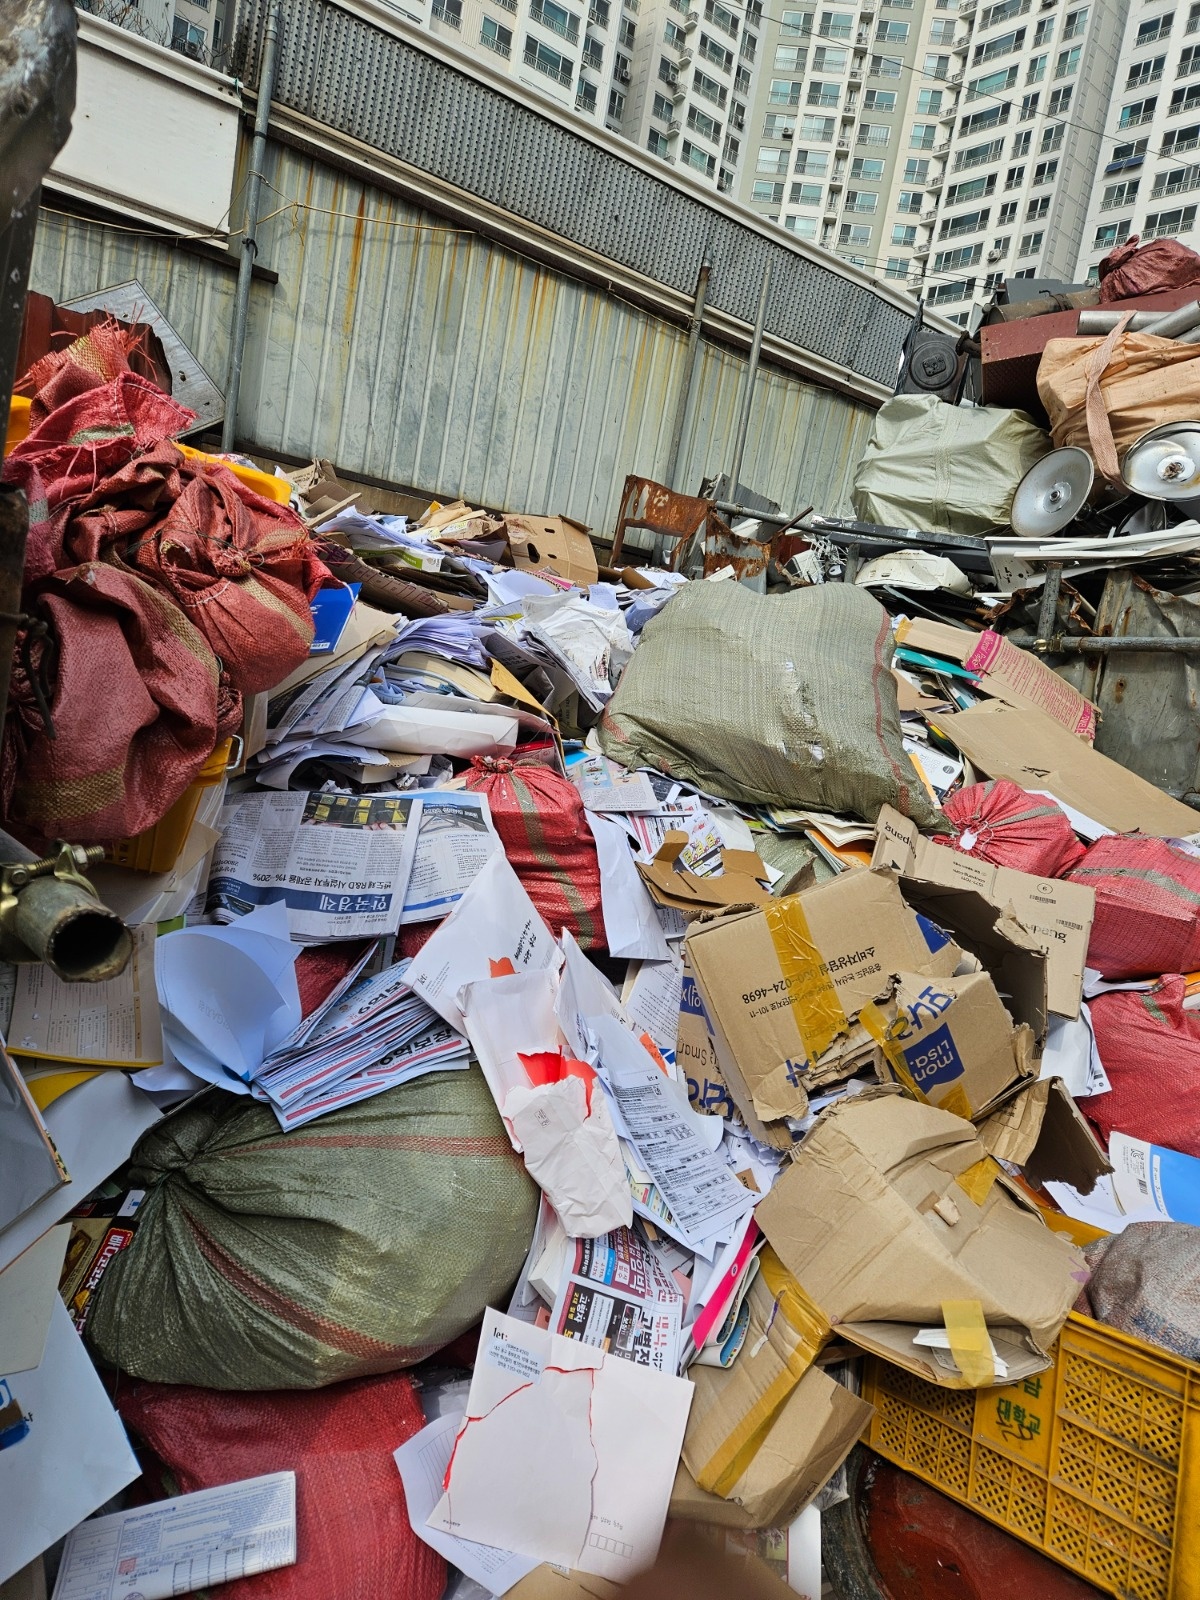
[863,1312,1200,1600]
[106,738,233,874]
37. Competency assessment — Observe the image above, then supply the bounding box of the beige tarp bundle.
[1038,325,1200,483]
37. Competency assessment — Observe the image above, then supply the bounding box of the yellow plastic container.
[106,738,233,874]
[6,395,31,455]
[175,442,293,505]
[863,1312,1200,1600]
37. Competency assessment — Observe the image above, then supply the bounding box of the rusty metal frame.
[608,474,771,583]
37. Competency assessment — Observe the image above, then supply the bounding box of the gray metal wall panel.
[32,146,874,529]
[235,0,913,391]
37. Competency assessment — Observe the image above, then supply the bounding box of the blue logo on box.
[680,976,707,1018]
[903,1023,964,1090]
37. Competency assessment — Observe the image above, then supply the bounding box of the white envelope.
[428,1308,692,1581]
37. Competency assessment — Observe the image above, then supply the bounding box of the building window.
[681,139,717,175]
[871,54,903,77]
[972,28,1025,65]
[523,36,573,82]
[968,66,1018,102]
[658,54,677,84]
[946,173,995,204]
[529,0,580,43]
[1101,178,1140,209]
[916,89,943,114]
[785,214,819,236]
[961,104,1010,135]
[896,189,924,212]
[647,130,670,156]
[791,180,823,203]
[1109,136,1150,168]
[1181,43,1200,78]
[892,223,918,245]
[910,122,937,149]
[851,156,885,179]
[1163,124,1200,154]
[775,43,805,68]
[808,80,841,106]
[928,280,972,305]
[819,10,854,39]
[607,88,625,119]
[765,111,796,135]
[1033,15,1054,45]
[1094,220,1132,249]
[701,33,735,68]
[939,207,989,238]
[812,44,847,69]
[704,0,739,34]
[980,0,1029,23]
[1039,124,1063,153]
[794,147,829,173]
[928,17,957,42]
[583,35,604,66]
[481,15,513,52]
[769,78,802,104]
[903,157,930,182]
[1127,55,1165,89]
[953,138,1002,171]
[864,88,897,110]
[924,52,950,79]
[590,0,610,24]
[780,9,814,35]
[859,121,891,145]
[839,222,872,244]
[801,113,837,138]
[1032,158,1058,186]
[735,65,752,92]
[1062,5,1088,37]
[752,179,786,201]
[933,242,983,270]
[1047,85,1073,115]
[998,200,1017,223]
[693,70,728,106]
[1055,44,1081,77]
[1139,12,1174,45]
[1152,163,1200,198]
[1026,193,1050,219]
[688,105,721,140]
[653,92,673,120]
[875,19,910,40]
[171,17,207,52]
[664,17,685,44]
[619,15,635,45]
[1171,83,1200,115]
[1017,228,1044,256]
[884,257,911,279]
[1017,92,1039,121]
[845,189,878,212]
[1120,98,1159,129]
[757,144,789,171]
[1005,163,1025,188]
[1145,203,1198,237]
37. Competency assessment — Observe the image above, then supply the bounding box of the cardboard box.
[977,1075,1111,1193]
[871,805,1094,1019]
[506,514,599,587]
[936,700,1200,839]
[684,871,960,1136]
[876,969,1035,1120]
[679,951,732,1117]
[674,1362,870,1529]
[639,833,772,918]
[755,1091,1086,1387]
[507,1569,621,1600]
[895,618,1096,739]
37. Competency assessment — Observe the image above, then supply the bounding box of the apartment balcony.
[529,0,581,45]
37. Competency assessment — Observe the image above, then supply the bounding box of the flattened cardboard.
[638,833,772,916]
[755,1092,1085,1387]
[872,805,1094,1019]
[977,1075,1111,1194]
[684,871,959,1133]
[675,1363,870,1529]
[879,970,1035,1119]
[507,1569,621,1600]
[507,514,599,587]
[936,700,1200,839]
[896,618,1096,738]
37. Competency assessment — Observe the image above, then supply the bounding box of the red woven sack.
[465,756,607,949]
[3,561,224,847]
[115,1373,445,1600]
[1082,978,1200,1158]
[1099,236,1200,303]
[1068,836,1200,979]
[938,779,1085,877]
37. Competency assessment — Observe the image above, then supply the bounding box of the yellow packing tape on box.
[861,999,973,1123]
[763,897,847,1064]
[697,1248,831,1499]
[942,1298,995,1388]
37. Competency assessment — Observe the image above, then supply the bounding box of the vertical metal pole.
[729,263,771,496]
[665,257,710,492]
[1036,562,1063,648]
[221,7,281,453]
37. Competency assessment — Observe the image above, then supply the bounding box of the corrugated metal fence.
[33,144,876,528]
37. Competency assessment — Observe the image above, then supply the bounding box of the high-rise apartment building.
[1075,2,1200,285]
[912,0,1122,321]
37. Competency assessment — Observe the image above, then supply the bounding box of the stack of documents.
[253,958,471,1130]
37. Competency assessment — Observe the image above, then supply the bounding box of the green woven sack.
[87,1067,538,1389]
[598,582,941,828]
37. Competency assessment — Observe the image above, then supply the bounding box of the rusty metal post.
[1035,562,1063,650]
[665,257,710,494]
[729,263,771,496]
[222,6,282,452]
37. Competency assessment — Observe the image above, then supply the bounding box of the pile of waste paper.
[8,262,1200,1600]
